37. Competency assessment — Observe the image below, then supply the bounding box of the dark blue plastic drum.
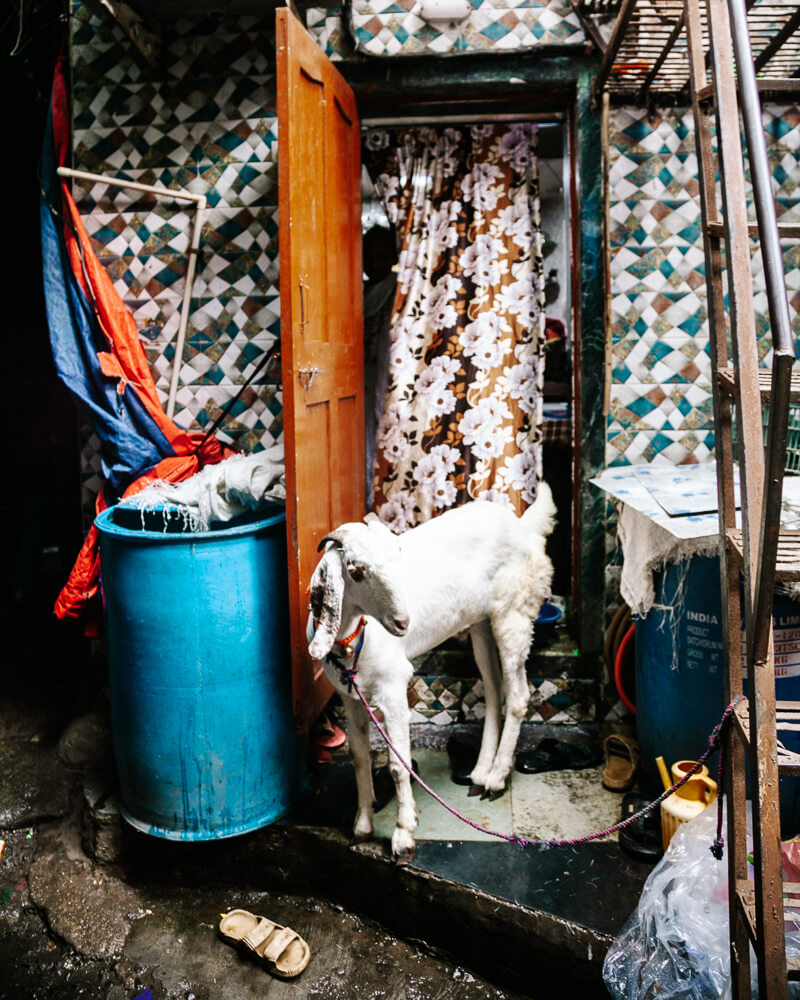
[635,553,800,834]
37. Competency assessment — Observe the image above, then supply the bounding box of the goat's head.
[307,520,410,660]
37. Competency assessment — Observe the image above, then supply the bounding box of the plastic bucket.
[532,601,563,648]
[635,553,800,833]
[96,503,303,841]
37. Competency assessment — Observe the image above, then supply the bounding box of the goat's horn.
[317,534,343,553]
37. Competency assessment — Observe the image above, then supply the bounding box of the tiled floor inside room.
[370,748,623,846]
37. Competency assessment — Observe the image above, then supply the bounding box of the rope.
[347,674,743,854]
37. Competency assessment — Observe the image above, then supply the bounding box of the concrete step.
[84,752,653,998]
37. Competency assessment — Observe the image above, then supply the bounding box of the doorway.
[360,117,574,620]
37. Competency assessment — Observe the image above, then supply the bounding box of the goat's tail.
[522,480,557,537]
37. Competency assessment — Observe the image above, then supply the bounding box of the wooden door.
[276,6,365,731]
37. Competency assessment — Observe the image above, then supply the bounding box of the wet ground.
[0,645,533,1000]
[0,567,651,1000]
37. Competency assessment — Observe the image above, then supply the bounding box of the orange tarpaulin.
[43,62,231,620]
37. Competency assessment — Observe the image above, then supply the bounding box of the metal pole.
[56,166,206,419]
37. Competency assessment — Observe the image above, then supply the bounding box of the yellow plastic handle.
[656,756,672,793]
[677,774,718,803]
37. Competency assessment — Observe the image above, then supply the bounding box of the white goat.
[306,485,556,863]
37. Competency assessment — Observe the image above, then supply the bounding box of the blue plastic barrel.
[636,553,800,834]
[96,504,302,841]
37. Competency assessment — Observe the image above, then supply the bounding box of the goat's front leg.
[482,612,533,796]
[375,675,417,865]
[340,694,375,842]
[468,621,503,796]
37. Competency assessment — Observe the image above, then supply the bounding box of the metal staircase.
[581,0,800,993]
[686,0,796,994]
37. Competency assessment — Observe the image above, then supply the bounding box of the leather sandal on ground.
[515,738,603,775]
[219,909,310,978]
[603,733,639,791]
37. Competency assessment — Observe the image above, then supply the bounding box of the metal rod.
[728,1,795,361]
[57,166,203,205]
[723,1,793,989]
[166,195,206,419]
[57,165,206,420]
[728,0,793,664]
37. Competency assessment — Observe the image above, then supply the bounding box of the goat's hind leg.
[340,695,375,842]
[482,611,533,796]
[468,621,504,798]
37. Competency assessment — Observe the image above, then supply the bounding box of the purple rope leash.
[349,677,743,854]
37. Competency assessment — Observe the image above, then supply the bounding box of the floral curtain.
[363,123,545,532]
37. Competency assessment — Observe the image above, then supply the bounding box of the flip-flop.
[446,733,479,786]
[219,909,310,978]
[515,737,603,774]
[618,794,663,863]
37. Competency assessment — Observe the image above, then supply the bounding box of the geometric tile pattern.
[306,6,356,59]
[341,0,585,57]
[408,675,595,725]
[604,103,800,629]
[607,104,800,469]
[70,4,283,514]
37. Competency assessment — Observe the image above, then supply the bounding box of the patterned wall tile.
[608,381,713,434]
[609,198,702,250]
[343,0,585,57]
[306,6,357,59]
[170,384,283,451]
[607,103,800,468]
[78,118,278,171]
[611,330,710,386]
[408,676,463,724]
[605,428,715,467]
[71,1,284,489]
[610,243,707,295]
[458,676,595,724]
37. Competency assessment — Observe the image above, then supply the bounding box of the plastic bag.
[603,807,730,1000]
[604,804,800,999]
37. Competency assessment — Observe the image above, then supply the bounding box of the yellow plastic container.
[660,761,717,851]
[671,759,710,783]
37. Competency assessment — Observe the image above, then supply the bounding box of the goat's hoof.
[482,788,505,802]
[468,784,484,797]
[351,832,373,845]
[394,846,415,867]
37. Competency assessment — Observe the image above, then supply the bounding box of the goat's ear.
[308,551,345,661]
[363,512,380,524]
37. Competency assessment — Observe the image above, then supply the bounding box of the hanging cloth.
[40,61,227,620]
[363,123,545,531]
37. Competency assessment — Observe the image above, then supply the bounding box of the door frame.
[347,59,604,664]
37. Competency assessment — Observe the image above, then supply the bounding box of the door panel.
[277,6,365,731]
